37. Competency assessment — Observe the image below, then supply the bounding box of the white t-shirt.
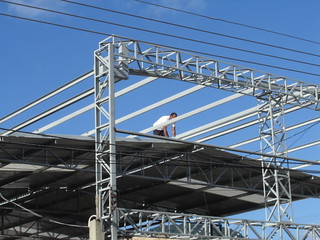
[153,116,176,130]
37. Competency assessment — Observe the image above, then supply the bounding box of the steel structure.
[0,35,319,239]
[92,36,319,240]
[0,134,320,239]
[118,208,320,239]
[258,96,292,223]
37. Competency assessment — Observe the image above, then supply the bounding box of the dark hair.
[170,112,177,117]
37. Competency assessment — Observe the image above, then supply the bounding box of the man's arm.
[171,126,176,137]
[163,126,169,137]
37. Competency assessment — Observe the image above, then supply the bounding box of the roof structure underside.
[0,134,319,239]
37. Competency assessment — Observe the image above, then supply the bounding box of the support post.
[258,93,293,223]
[89,217,104,240]
[93,38,128,240]
[108,43,118,240]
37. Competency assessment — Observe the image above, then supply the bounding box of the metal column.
[258,93,293,223]
[94,41,128,240]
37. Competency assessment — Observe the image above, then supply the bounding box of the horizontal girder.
[118,208,320,240]
[99,36,320,111]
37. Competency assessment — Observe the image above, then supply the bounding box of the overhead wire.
[0,192,88,228]
[219,120,320,161]
[133,0,320,46]
[1,12,320,77]
[287,121,320,149]
[1,1,319,230]
[2,0,320,71]
[0,3,319,171]
[0,12,107,36]
[0,0,318,152]
[1,126,320,221]
[61,0,320,59]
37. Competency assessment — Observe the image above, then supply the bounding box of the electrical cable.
[0,0,318,221]
[2,0,320,69]
[0,127,318,234]
[239,120,320,160]
[1,125,319,198]
[0,4,320,171]
[61,0,320,59]
[132,0,320,46]
[1,12,320,77]
[288,121,320,149]
[0,12,107,36]
[0,192,88,228]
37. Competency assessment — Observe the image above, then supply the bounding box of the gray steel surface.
[0,134,319,238]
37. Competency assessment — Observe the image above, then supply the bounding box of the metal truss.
[0,138,93,172]
[117,208,320,240]
[0,213,87,240]
[0,70,94,137]
[104,36,319,110]
[228,116,319,150]
[94,41,129,240]
[0,35,318,239]
[0,189,89,240]
[258,95,292,222]
[92,36,320,240]
[115,147,320,199]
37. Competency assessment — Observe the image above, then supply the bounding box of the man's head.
[169,112,177,119]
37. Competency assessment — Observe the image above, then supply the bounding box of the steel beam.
[0,70,93,125]
[104,36,319,111]
[94,41,129,240]
[118,208,320,240]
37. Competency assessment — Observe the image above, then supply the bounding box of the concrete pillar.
[89,216,104,240]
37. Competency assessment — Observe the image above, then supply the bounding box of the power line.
[62,0,320,59]
[240,120,320,161]
[1,12,320,77]
[0,192,88,228]
[0,12,107,36]
[133,0,320,46]
[2,1,320,70]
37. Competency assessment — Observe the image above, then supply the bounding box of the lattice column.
[94,40,128,240]
[258,93,293,223]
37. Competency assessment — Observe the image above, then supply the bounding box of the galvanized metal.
[118,208,320,240]
[258,95,292,222]
[94,41,129,240]
[0,35,319,239]
[93,36,319,239]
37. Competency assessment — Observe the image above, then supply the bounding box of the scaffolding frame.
[93,36,320,240]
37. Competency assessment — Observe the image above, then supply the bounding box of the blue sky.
[1,0,320,224]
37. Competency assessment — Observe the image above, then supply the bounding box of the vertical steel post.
[94,46,106,240]
[94,42,117,240]
[108,43,118,240]
[258,93,293,225]
[94,46,104,234]
[93,38,128,240]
